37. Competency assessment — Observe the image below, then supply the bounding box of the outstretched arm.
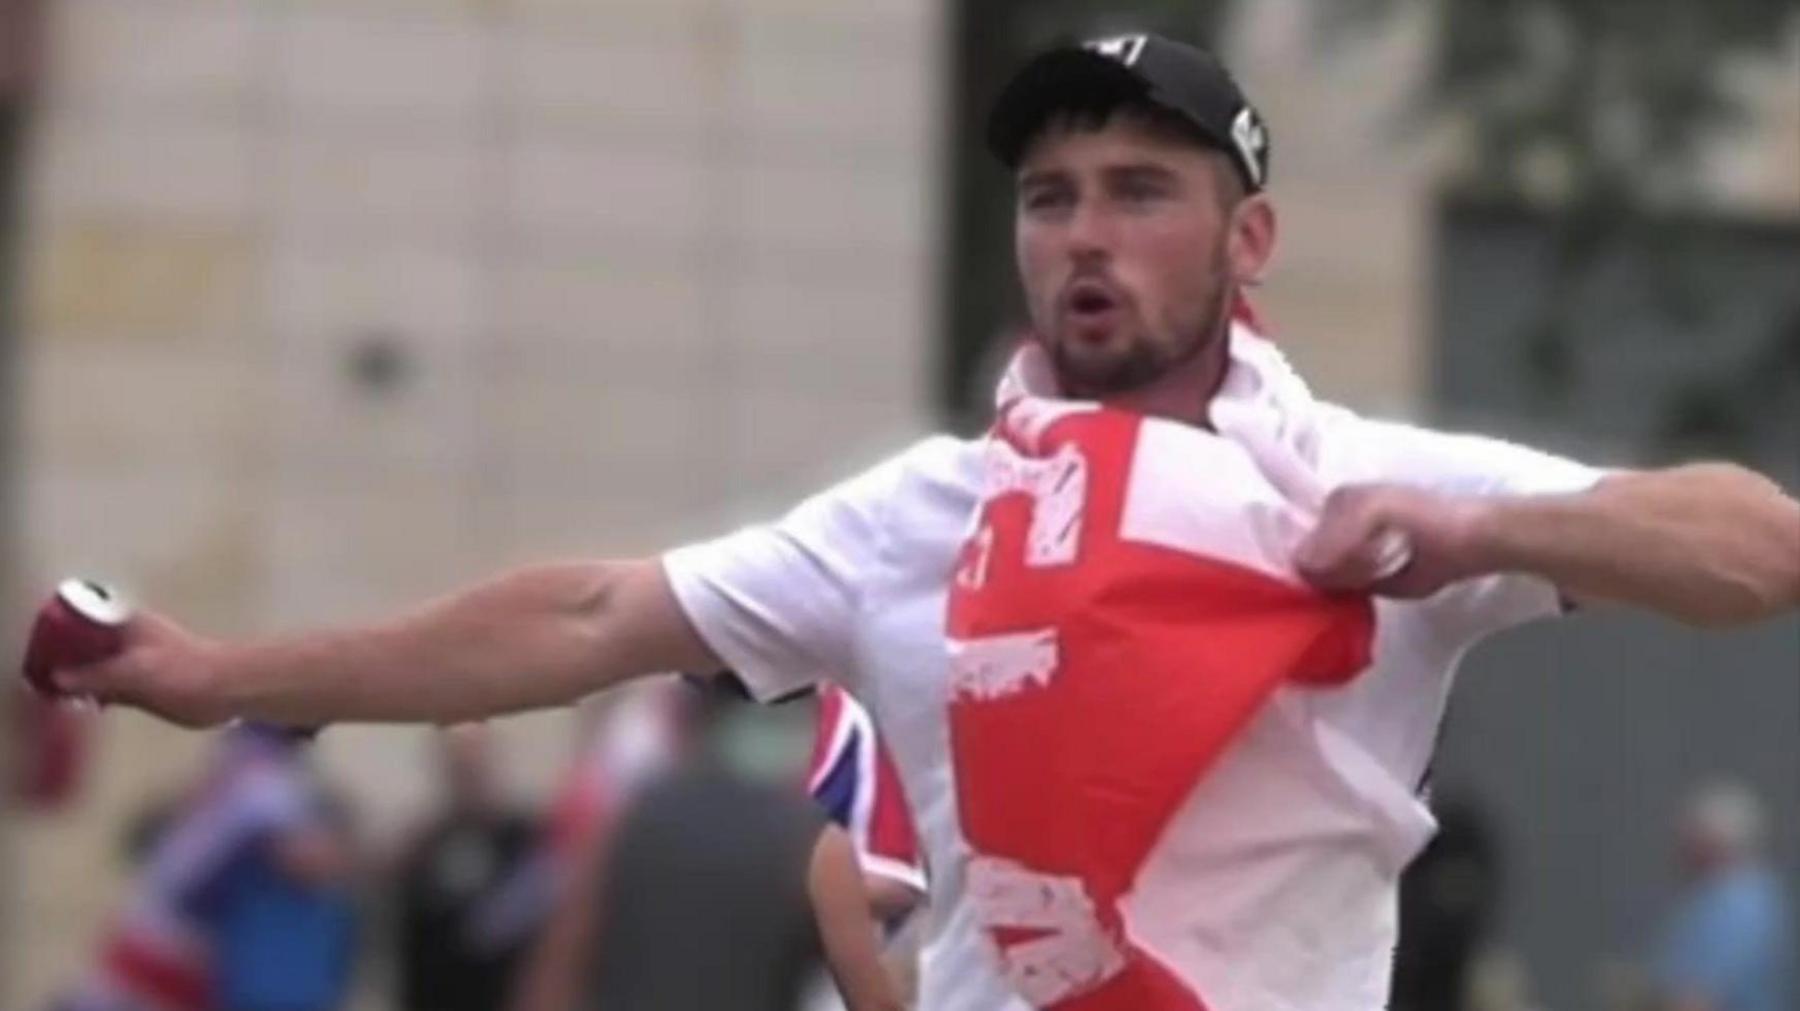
[54,559,720,727]
[1464,465,1800,622]
[1298,463,1800,626]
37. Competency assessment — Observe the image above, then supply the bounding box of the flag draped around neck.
[946,325,1377,1010]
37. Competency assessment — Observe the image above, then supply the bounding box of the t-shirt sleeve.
[1342,414,1607,639]
[662,449,911,702]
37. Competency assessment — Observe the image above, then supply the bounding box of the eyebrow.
[1016,161,1182,190]
[1016,168,1070,191]
[1105,162,1180,185]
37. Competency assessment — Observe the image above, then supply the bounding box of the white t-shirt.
[664,408,1599,1011]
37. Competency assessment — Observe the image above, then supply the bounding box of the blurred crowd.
[14,677,1791,1011]
[1391,785,1793,1011]
[15,676,931,1011]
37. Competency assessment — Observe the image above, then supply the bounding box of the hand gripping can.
[22,579,132,699]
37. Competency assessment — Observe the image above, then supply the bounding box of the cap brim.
[986,47,1152,168]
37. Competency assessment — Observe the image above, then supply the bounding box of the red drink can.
[22,579,133,698]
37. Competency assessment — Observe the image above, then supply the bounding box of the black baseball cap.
[987,33,1271,193]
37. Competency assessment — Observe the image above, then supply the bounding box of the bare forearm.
[811,829,905,1011]
[1470,464,1800,625]
[214,559,713,725]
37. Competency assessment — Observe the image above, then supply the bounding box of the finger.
[1293,524,1366,578]
[53,655,124,699]
[1369,529,1414,581]
[1294,490,1380,567]
[1299,559,1381,592]
[1297,530,1404,592]
[1296,550,1380,591]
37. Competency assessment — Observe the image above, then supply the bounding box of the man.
[501,678,923,1010]
[391,725,538,1011]
[49,723,356,1011]
[492,677,697,1011]
[43,33,1800,1011]
[1651,781,1794,1011]
[507,675,904,1011]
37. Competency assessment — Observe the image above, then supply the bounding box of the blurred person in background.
[1650,781,1794,1011]
[1391,794,1503,1011]
[1463,951,1548,1011]
[210,785,359,1011]
[800,684,927,1011]
[390,724,538,1011]
[501,678,923,1011]
[509,674,903,1011]
[48,722,358,1011]
[46,31,1800,1011]
[470,677,691,980]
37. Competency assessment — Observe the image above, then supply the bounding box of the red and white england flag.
[945,331,1376,1010]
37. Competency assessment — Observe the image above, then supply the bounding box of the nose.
[1065,199,1115,266]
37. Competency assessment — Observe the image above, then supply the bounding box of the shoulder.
[873,433,984,526]
[779,433,981,560]
[1313,401,1601,497]
[896,433,982,481]
[846,434,980,510]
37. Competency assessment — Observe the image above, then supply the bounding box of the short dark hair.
[1019,97,1249,208]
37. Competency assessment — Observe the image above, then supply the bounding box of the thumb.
[1296,522,1410,592]
[1293,507,1369,576]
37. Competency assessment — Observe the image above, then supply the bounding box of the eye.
[1116,178,1170,204]
[1021,185,1073,214]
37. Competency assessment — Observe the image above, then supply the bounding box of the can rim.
[57,578,133,626]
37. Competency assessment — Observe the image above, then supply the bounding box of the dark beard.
[1050,274,1232,398]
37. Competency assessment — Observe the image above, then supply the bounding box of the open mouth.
[1063,280,1122,322]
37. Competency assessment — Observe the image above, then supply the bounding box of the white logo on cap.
[1231,107,1267,186]
[1084,34,1148,67]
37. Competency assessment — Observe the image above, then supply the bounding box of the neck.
[1099,333,1231,427]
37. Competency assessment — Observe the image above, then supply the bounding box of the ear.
[1226,193,1277,287]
